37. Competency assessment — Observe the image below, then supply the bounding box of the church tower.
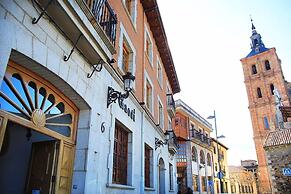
[240,21,290,194]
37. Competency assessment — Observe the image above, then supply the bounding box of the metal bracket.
[87,59,103,78]
[32,0,54,24]
[64,34,83,62]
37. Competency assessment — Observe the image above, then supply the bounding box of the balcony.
[167,94,175,118]
[32,0,117,67]
[83,0,117,46]
[191,129,211,146]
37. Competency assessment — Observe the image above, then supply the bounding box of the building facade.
[241,160,259,193]
[240,21,291,194]
[229,166,258,194]
[174,99,215,194]
[0,0,180,194]
[212,139,230,194]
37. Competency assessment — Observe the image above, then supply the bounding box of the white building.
[0,0,180,193]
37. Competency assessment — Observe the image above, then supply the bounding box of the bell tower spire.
[247,18,269,57]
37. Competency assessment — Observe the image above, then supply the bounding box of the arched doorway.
[158,157,166,194]
[0,61,78,194]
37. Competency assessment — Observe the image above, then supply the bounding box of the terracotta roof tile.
[264,128,291,147]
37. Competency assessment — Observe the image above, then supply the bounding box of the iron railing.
[192,129,211,146]
[85,0,117,46]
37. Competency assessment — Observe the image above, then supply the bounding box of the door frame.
[0,61,79,194]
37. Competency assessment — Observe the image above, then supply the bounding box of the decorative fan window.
[0,65,77,138]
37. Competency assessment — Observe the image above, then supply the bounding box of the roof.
[246,47,269,58]
[264,128,291,147]
[141,0,180,94]
[175,99,212,130]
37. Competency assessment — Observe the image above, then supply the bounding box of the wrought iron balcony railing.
[191,129,211,146]
[84,0,117,46]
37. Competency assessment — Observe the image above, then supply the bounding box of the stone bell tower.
[240,20,290,194]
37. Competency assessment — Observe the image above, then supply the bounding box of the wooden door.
[26,140,59,194]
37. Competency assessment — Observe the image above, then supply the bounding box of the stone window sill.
[106,183,135,190]
[145,187,155,191]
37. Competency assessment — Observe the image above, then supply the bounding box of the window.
[158,100,164,129]
[192,146,197,162]
[118,24,136,77]
[201,176,206,191]
[265,60,271,70]
[200,150,205,164]
[157,60,163,87]
[145,30,153,64]
[251,64,257,74]
[257,87,262,98]
[122,41,132,73]
[144,144,153,188]
[177,141,187,163]
[193,175,199,191]
[263,116,270,129]
[169,163,173,190]
[215,163,218,171]
[123,0,137,25]
[207,153,211,166]
[113,121,131,185]
[270,84,275,95]
[145,79,153,112]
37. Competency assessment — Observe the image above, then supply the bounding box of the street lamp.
[207,110,225,194]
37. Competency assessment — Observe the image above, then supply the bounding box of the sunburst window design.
[0,65,77,138]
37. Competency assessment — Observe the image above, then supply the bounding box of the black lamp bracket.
[155,137,167,150]
[87,58,116,78]
[107,86,129,108]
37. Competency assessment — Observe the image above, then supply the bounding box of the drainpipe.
[140,111,145,194]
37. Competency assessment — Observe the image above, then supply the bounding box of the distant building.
[212,138,231,194]
[229,166,258,194]
[241,160,259,193]
[240,21,291,193]
[174,99,215,194]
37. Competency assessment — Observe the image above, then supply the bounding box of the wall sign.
[118,100,135,122]
[283,168,291,176]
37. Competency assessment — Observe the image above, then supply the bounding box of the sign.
[283,168,291,176]
[217,171,224,179]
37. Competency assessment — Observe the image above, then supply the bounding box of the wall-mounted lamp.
[107,72,135,108]
[155,131,170,150]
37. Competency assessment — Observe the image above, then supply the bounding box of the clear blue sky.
[158,0,291,165]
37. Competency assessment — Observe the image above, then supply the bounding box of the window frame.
[156,57,163,88]
[111,120,133,186]
[144,72,154,113]
[118,23,136,86]
[144,25,153,65]
[157,97,164,129]
[122,0,137,28]
[144,143,153,188]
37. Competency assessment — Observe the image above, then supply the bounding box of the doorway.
[0,121,59,194]
[158,158,166,194]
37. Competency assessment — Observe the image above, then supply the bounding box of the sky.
[158,0,291,165]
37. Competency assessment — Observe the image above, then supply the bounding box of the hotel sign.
[283,168,291,176]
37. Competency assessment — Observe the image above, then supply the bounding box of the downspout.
[140,111,145,194]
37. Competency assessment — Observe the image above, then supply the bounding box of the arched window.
[257,87,262,98]
[200,150,205,164]
[192,146,197,162]
[206,153,211,166]
[270,84,274,95]
[251,65,257,74]
[265,60,271,70]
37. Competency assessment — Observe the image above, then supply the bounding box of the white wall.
[0,1,178,194]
